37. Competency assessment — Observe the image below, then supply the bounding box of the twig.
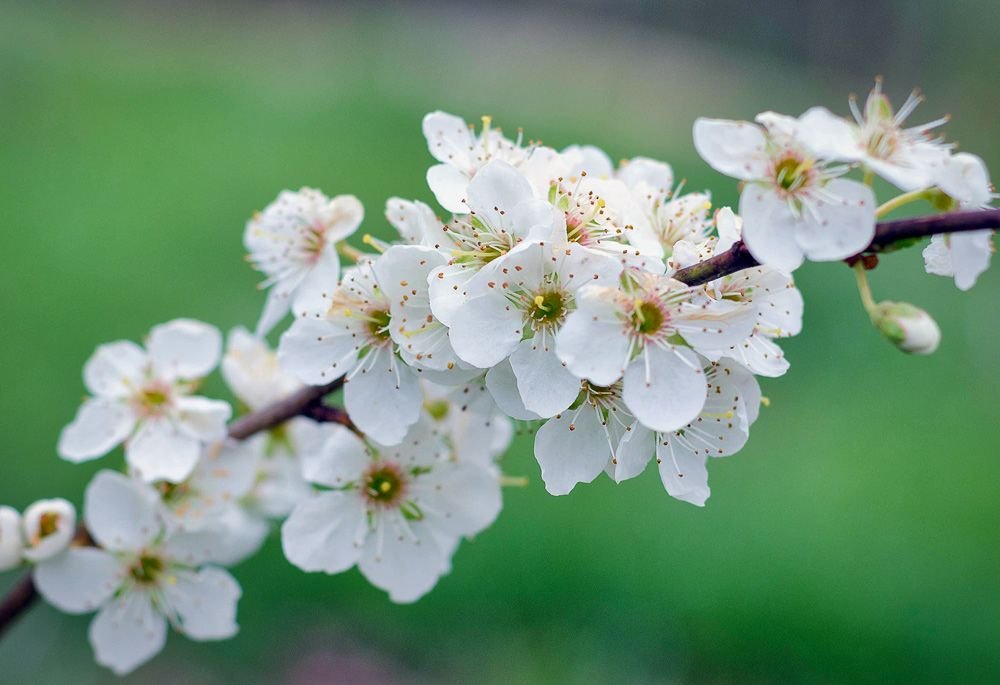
[0,379,345,637]
[673,208,1000,286]
[2,207,997,639]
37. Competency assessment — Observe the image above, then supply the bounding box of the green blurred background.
[1,1,998,683]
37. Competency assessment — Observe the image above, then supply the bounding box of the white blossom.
[423,112,560,212]
[427,159,564,326]
[616,360,761,505]
[244,189,363,336]
[22,498,76,562]
[279,258,424,445]
[449,241,623,417]
[33,471,241,676]
[922,153,995,290]
[281,419,502,603]
[797,80,951,191]
[58,319,231,483]
[693,114,876,272]
[533,380,635,495]
[0,506,24,571]
[222,326,302,411]
[557,271,756,432]
[676,208,804,377]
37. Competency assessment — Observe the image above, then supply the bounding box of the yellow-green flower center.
[529,290,566,325]
[363,463,407,507]
[130,554,164,585]
[367,309,392,343]
[631,300,665,335]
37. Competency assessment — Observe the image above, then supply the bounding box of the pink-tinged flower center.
[133,381,174,417]
[362,461,409,509]
[300,221,328,263]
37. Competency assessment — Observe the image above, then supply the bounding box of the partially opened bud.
[22,498,76,562]
[872,301,941,355]
[0,506,24,571]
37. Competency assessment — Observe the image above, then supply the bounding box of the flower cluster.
[1,81,994,676]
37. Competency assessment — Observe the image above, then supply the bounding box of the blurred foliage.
[0,2,997,683]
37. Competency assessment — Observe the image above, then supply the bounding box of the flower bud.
[0,506,24,571]
[872,301,941,355]
[22,498,76,562]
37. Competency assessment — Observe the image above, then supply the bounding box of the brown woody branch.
[673,208,1000,286]
[3,208,998,639]
[0,379,344,638]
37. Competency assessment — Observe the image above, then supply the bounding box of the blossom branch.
[0,378,344,638]
[673,208,1000,287]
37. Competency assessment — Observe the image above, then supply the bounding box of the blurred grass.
[1,2,998,683]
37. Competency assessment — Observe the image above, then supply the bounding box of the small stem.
[853,262,878,318]
[500,475,529,488]
[863,167,875,186]
[336,241,366,263]
[876,189,931,219]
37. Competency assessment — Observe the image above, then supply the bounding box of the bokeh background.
[1,1,998,683]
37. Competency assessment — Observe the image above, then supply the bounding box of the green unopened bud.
[871,301,941,355]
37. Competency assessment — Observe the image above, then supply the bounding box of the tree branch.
[673,208,1000,286]
[0,379,345,638]
[2,207,997,640]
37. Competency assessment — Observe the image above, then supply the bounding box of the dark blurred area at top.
[271,0,994,85]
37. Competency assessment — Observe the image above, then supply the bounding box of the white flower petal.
[281,491,365,574]
[290,247,342,319]
[84,470,160,553]
[33,547,123,614]
[793,179,876,261]
[448,292,523,369]
[277,317,359,385]
[427,164,472,213]
[618,156,673,192]
[622,346,706,433]
[411,461,502,538]
[739,187,806,272]
[796,107,862,161]
[174,396,231,442]
[556,286,630,386]
[58,398,135,463]
[509,340,582,418]
[693,118,770,181]
[934,153,993,208]
[465,159,535,229]
[656,443,710,506]
[385,197,442,246]
[613,423,654,483]
[222,327,302,410]
[925,230,994,291]
[254,283,296,339]
[0,506,23,571]
[127,418,202,483]
[422,111,475,167]
[302,424,370,488]
[163,567,241,640]
[484,360,542,421]
[344,348,423,446]
[357,514,451,603]
[83,341,148,398]
[147,319,222,381]
[534,408,613,495]
[89,591,168,676]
